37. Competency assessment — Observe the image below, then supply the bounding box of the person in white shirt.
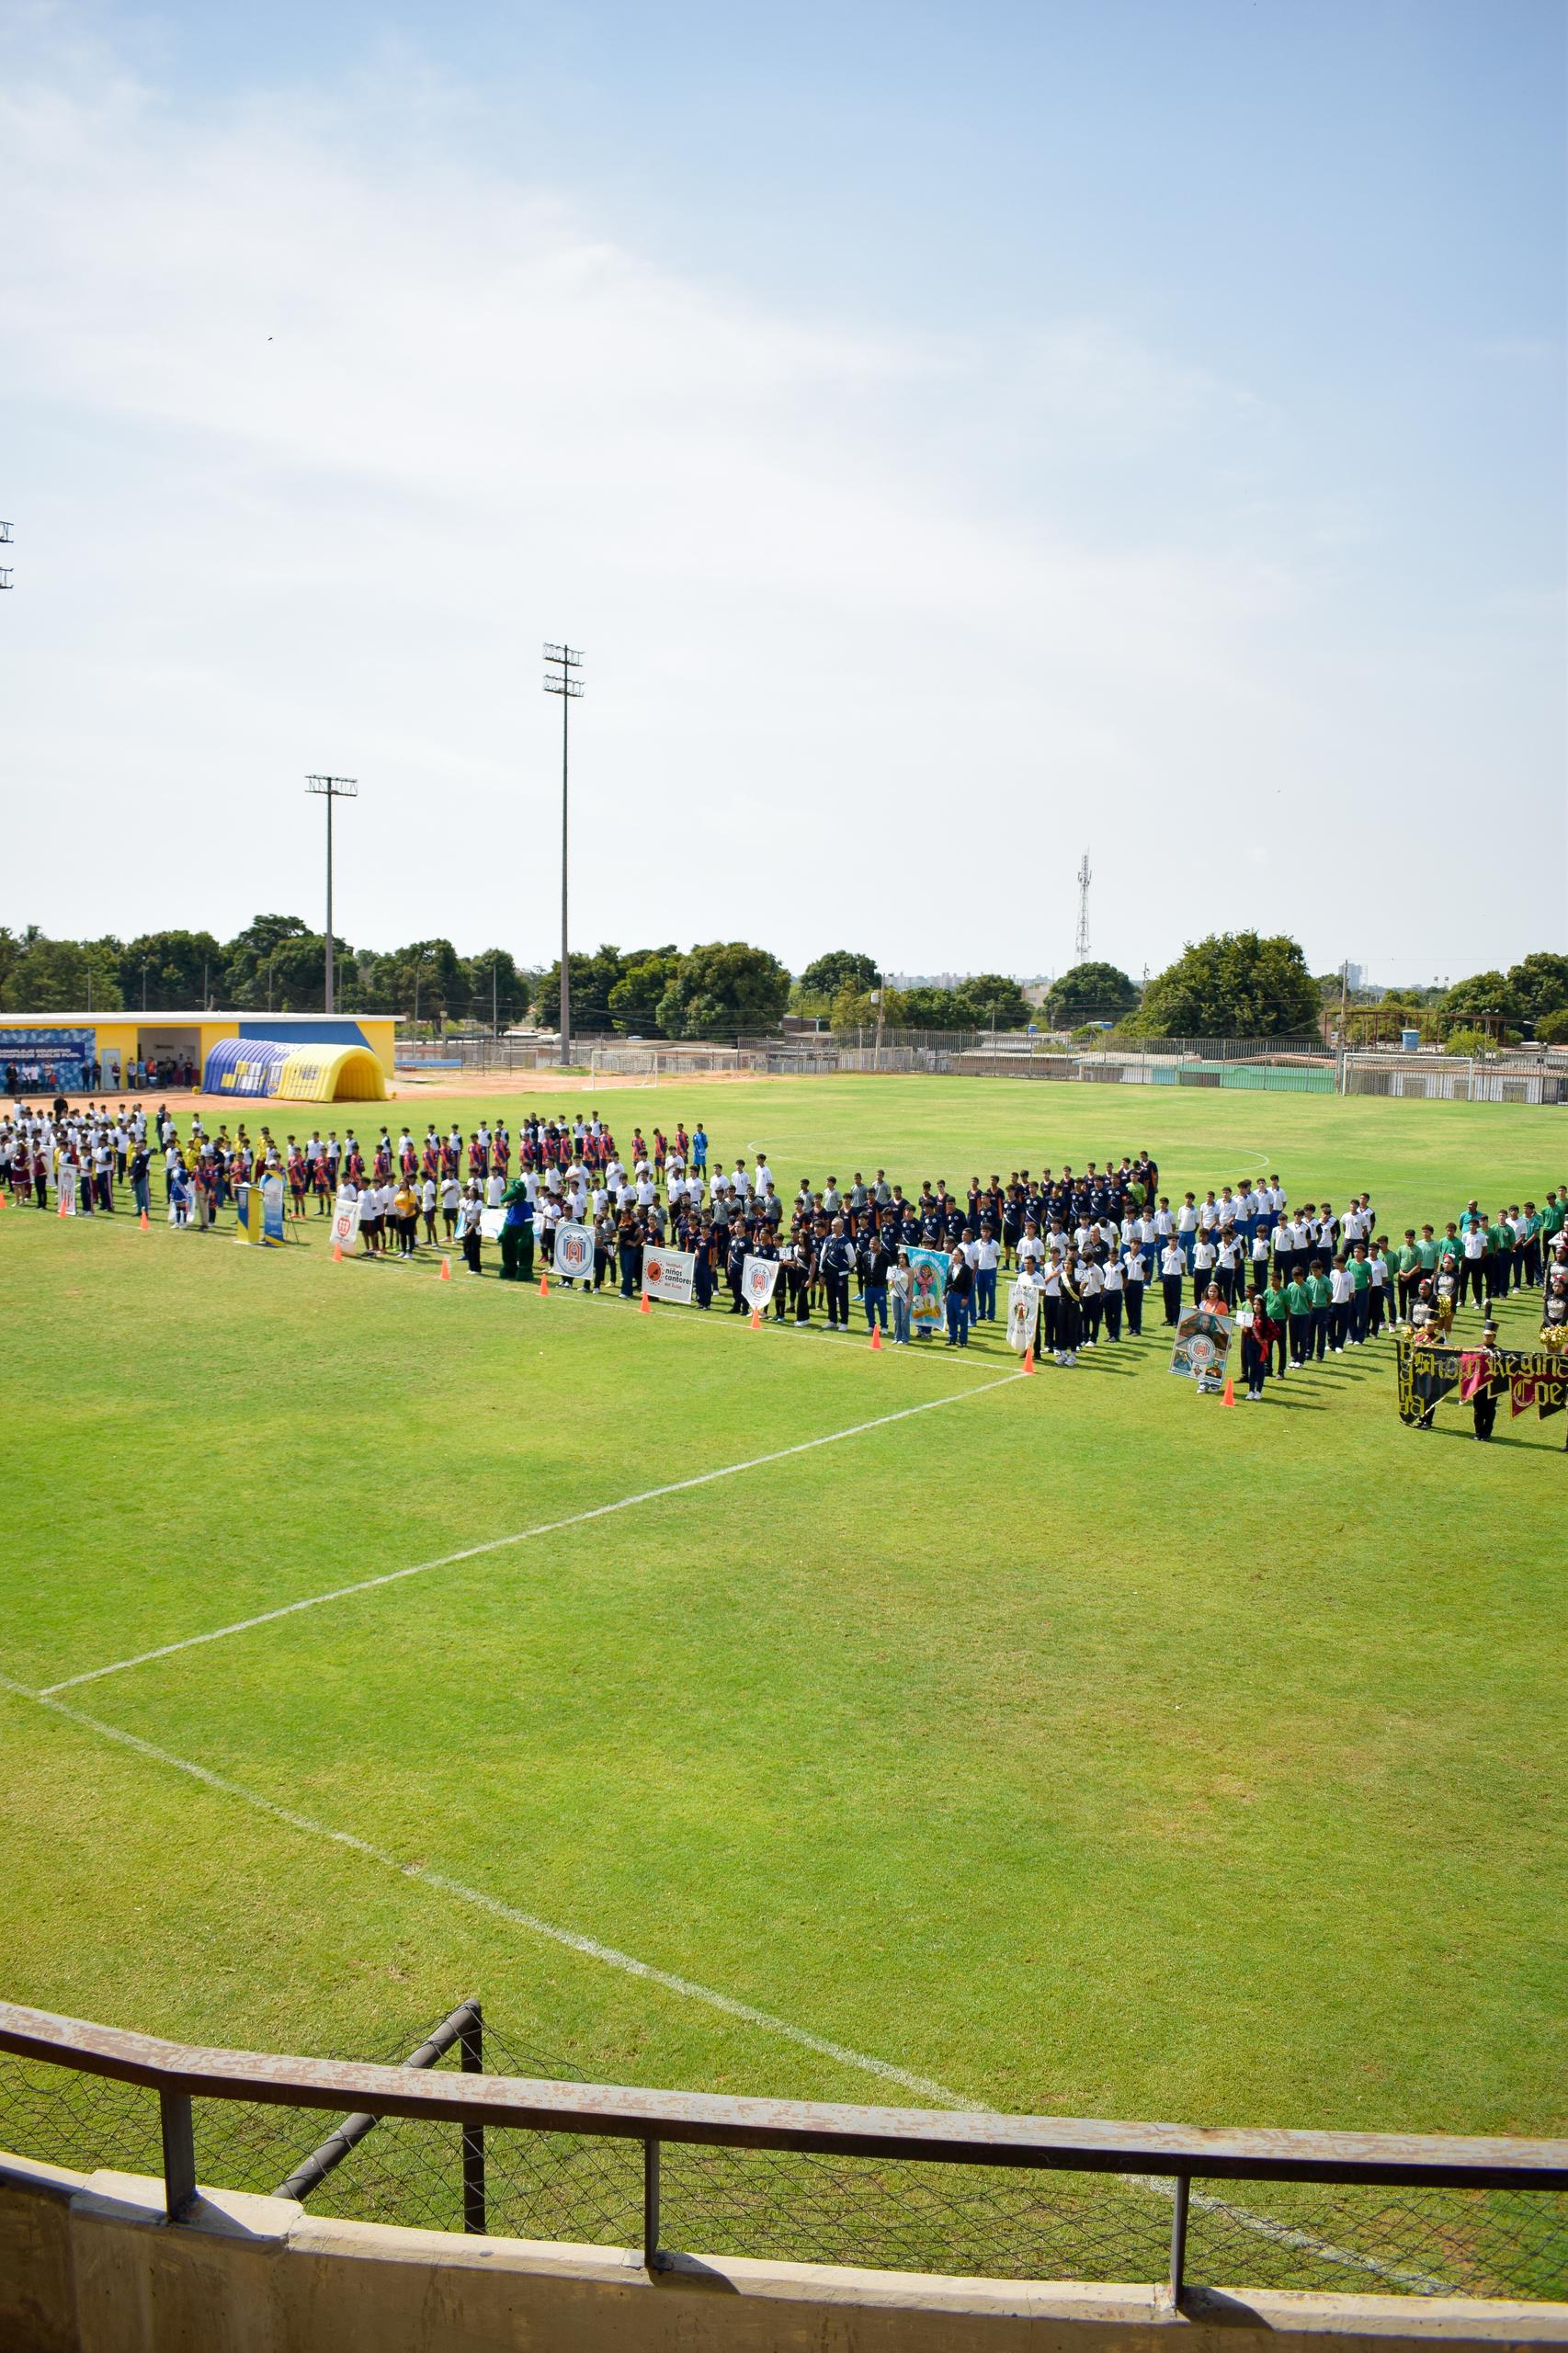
[420,1175,438,1245]
[1176,1194,1199,1268]
[1100,1249,1124,1341]
[1017,1221,1045,1275]
[1328,1256,1355,1351]
[1191,1233,1217,1303]
[485,1168,505,1209]
[1121,1246,1147,1335]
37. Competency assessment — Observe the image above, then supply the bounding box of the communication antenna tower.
[1074,851,1092,962]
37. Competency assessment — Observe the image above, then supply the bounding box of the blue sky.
[4,0,1563,983]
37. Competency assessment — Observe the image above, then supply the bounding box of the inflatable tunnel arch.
[202,1039,388,1104]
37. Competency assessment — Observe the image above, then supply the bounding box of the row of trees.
[0,922,793,1041]
[5,919,1563,1044]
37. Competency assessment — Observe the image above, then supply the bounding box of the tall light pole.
[305,776,358,1013]
[542,644,584,1065]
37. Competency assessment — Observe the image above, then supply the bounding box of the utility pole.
[543,644,584,1065]
[305,776,358,1014]
[1074,851,1092,963]
[0,518,13,591]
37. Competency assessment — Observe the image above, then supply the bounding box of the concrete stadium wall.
[4,2153,1566,2353]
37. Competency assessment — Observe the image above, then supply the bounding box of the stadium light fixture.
[542,645,585,1065]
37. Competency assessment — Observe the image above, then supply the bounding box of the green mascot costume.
[499,1178,534,1283]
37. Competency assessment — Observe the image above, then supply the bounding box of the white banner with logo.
[56,1162,77,1215]
[478,1206,507,1242]
[743,1254,780,1313]
[330,1193,362,1249]
[1006,1278,1040,1355]
[642,1245,695,1304]
[553,1220,594,1280]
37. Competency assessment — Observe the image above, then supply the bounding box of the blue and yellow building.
[0,1012,394,1103]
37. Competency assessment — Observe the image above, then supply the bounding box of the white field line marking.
[0,1674,963,2107]
[40,1370,1030,1695]
[0,1671,1448,2292]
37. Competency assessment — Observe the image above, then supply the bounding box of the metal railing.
[1,2002,1564,2302]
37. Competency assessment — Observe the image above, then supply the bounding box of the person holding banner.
[944,1240,973,1346]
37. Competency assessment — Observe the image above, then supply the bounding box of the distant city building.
[1344,962,1365,993]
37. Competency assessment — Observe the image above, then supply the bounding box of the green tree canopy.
[223,915,312,1008]
[952,972,1029,1029]
[896,985,961,1029]
[1506,952,1568,1025]
[0,933,125,1013]
[120,930,225,1010]
[1535,1007,1568,1046]
[655,942,790,1039]
[386,938,463,1027]
[1130,933,1319,1039]
[1441,971,1523,1024]
[608,949,682,1036]
[797,949,881,1003]
[460,949,531,1029]
[1044,961,1138,1029]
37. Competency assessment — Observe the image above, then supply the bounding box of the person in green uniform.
[1307,1259,1333,1360]
[1484,1213,1513,1308]
[1395,1229,1422,1322]
[498,1176,534,1282]
[1285,1268,1313,1368]
[1265,1273,1290,1378]
[1348,1242,1372,1344]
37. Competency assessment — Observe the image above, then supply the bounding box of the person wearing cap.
[1468,1321,1501,1440]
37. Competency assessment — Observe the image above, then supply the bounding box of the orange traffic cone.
[1022,1346,1035,1374]
[749,1308,762,1329]
[332,1242,343,1263]
[639,1290,653,1314]
[869,1324,882,1351]
[1221,1378,1236,1407]
[139,1207,150,1230]
[539,1274,550,1298]
[438,1254,452,1282]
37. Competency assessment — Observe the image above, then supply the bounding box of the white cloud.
[1,43,1559,979]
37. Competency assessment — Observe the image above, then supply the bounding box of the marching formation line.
[40,1369,1030,1695]
[0,1668,1447,2291]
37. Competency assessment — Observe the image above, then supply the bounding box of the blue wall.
[237,1020,369,1048]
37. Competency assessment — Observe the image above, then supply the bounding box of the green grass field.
[2,1076,1563,2287]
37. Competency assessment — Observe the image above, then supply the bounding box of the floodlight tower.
[305,775,358,1014]
[543,642,584,1065]
[1074,851,1092,963]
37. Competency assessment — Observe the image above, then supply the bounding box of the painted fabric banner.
[1393,1334,1567,1429]
[1169,1304,1233,1385]
[1006,1279,1040,1355]
[330,1193,363,1250]
[552,1221,595,1281]
[55,1162,77,1215]
[0,1028,94,1092]
[908,1247,947,1336]
[262,1175,287,1244]
[643,1246,696,1304]
[742,1254,780,1313]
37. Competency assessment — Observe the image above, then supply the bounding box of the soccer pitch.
[2,1074,1562,2189]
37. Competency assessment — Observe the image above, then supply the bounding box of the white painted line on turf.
[0,1673,965,2107]
[40,1369,1031,1695]
[0,1670,1448,2292]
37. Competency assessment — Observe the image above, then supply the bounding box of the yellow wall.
[1,1016,396,1078]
